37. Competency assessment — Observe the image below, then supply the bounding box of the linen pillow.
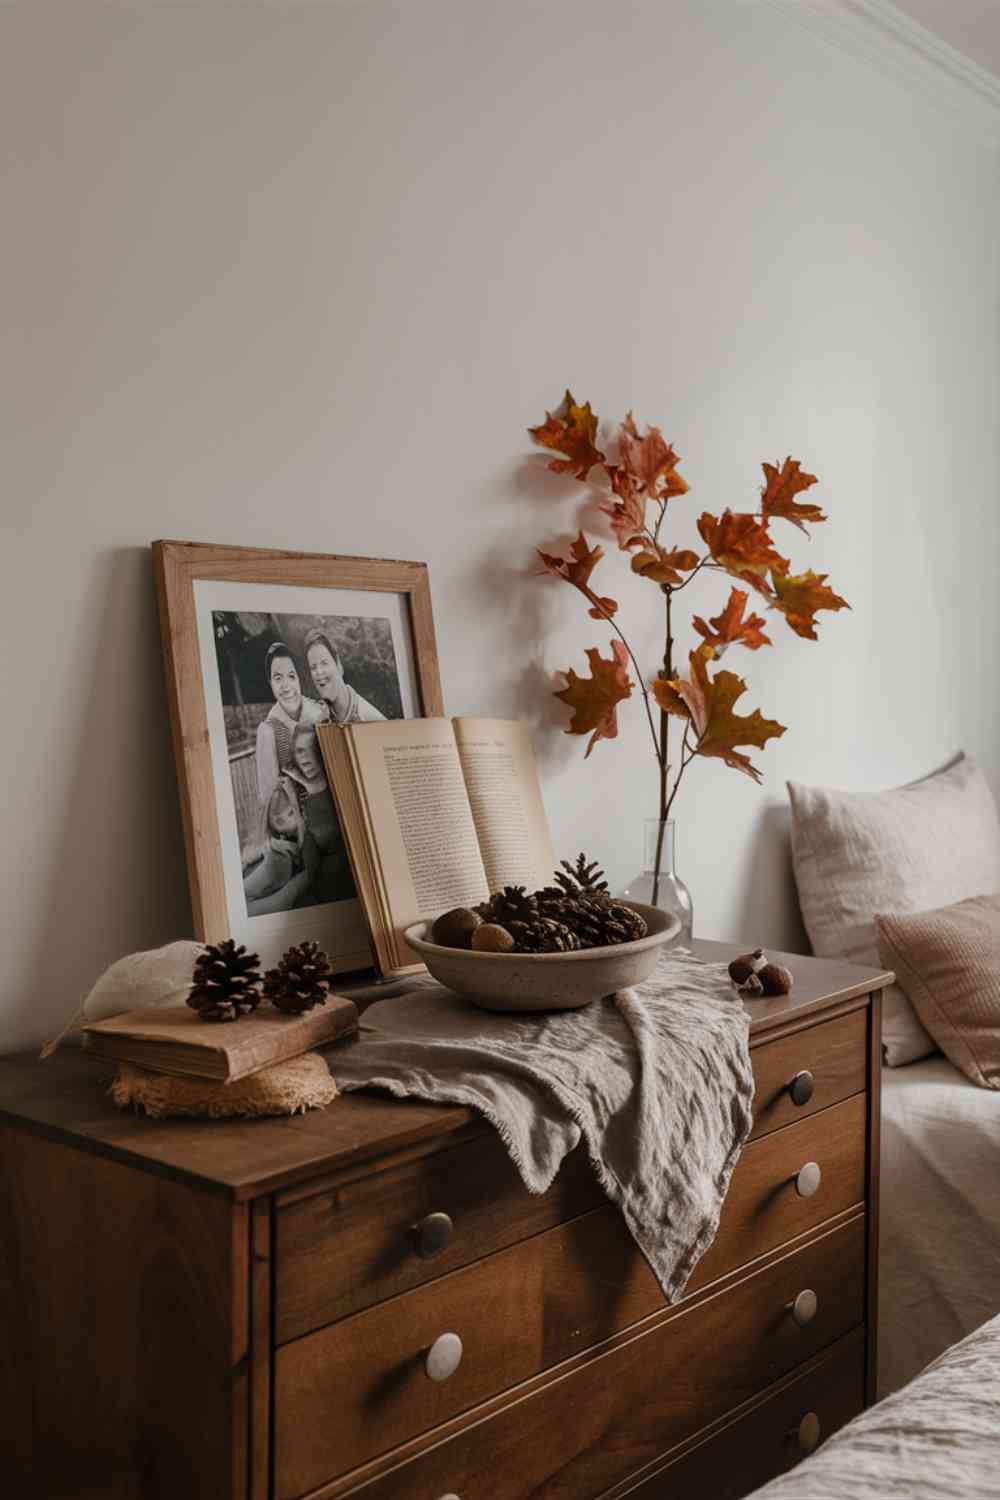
[875,894,1000,1089]
[787,754,1000,1066]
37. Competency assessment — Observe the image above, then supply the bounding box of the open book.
[317,717,556,977]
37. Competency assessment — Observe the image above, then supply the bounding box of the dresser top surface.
[0,941,890,1201]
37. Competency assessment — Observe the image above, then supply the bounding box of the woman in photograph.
[304,627,386,725]
[285,722,355,904]
[255,641,327,803]
[242,775,318,916]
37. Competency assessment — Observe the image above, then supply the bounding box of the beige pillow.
[787,754,1000,1066]
[876,894,1000,1089]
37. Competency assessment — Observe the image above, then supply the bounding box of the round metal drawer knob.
[795,1161,822,1198]
[797,1411,821,1453]
[787,1289,818,1327]
[788,1070,815,1107]
[412,1211,454,1259]
[426,1332,463,1382]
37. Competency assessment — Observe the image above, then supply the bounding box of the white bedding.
[749,1312,1000,1499]
[879,1054,1000,1395]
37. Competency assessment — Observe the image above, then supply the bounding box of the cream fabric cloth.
[327,948,753,1303]
[788,753,1000,1066]
[879,1055,1000,1396]
[749,1311,1000,1499]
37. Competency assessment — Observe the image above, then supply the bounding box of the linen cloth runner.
[326,948,753,1303]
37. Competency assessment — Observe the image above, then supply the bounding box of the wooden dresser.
[0,942,890,1500]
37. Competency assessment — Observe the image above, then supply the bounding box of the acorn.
[471,923,516,953]
[431,907,482,949]
[728,948,767,991]
[759,962,794,996]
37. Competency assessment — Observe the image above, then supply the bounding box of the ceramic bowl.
[403,901,680,1012]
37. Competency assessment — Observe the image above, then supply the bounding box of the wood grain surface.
[294,1215,865,1500]
[621,1329,865,1500]
[275,1131,604,1343]
[0,1126,248,1500]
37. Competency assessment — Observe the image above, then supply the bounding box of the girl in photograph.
[242,775,318,916]
[304,627,386,725]
[285,722,355,904]
[255,641,327,803]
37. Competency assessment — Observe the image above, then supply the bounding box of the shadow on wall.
[727,802,810,956]
[12,546,191,1048]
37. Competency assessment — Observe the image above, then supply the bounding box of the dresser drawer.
[629,1330,865,1500]
[288,1215,865,1500]
[541,1092,866,1362]
[275,1132,604,1343]
[749,1007,867,1139]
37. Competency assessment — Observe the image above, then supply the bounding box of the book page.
[452,718,556,896]
[337,718,490,969]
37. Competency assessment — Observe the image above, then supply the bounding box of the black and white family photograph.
[211,610,404,918]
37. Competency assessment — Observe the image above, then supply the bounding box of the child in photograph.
[255,641,327,803]
[285,722,355,904]
[304,627,386,725]
[242,775,318,916]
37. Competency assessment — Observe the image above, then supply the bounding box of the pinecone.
[479,884,538,926]
[537,893,648,948]
[552,854,610,900]
[188,939,262,1022]
[263,940,333,1015]
[508,917,584,953]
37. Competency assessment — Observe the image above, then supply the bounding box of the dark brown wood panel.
[621,1330,864,1500]
[0,1125,247,1500]
[749,1008,867,1139]
[275,1131,603,1343]
[278,1216,865,1500]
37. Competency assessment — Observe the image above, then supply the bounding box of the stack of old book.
[84,998,359,1119]
[83,998,358,1084]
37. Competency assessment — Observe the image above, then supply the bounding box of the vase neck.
[643,818,677,876]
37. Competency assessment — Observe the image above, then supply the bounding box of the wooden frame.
[153,540,444,970]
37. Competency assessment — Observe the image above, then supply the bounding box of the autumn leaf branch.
[528,391,850,893]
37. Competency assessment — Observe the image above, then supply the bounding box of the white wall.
[2,0,998,1050]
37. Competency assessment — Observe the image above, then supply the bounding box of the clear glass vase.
[622,819,693,945]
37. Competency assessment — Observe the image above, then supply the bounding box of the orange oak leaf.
[770,570,850,640]
[630,544,699,587]
[529,390,605,481]
[599,471,647,550]
[697,510,790,597]
[616,412,689,502]
[652,646,785,783]
[760,457,826,532]
[554,640,633,757]
[537,531,618,619]
[692,587,771,654]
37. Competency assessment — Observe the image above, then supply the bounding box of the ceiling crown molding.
[760,0,1000,144]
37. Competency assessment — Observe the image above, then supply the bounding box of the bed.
[749,1309,1000,1499]
[879,1053,1000,1395]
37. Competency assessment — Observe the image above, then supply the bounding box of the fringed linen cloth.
[327,948,753,1303]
